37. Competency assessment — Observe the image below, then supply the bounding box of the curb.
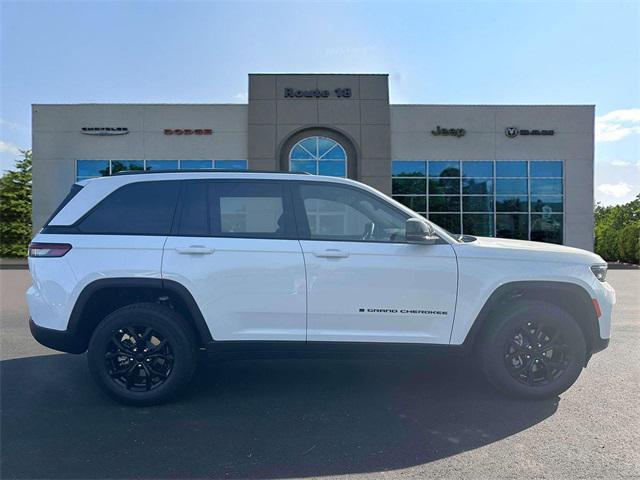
[0,258,28,270]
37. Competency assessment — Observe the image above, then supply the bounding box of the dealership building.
[32,73,595,249]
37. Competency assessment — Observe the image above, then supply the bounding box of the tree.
[0,149,32,257]
[594,193,640,264]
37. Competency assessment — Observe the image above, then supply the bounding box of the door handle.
[175,245,215,255]
[312,249,349,258]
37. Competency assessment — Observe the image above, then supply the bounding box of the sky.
[1,0,638,205]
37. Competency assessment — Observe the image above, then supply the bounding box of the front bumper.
[29,318,86,354]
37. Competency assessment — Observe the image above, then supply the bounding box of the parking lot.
[1,268,638,479]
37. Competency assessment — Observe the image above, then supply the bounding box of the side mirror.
[406,218,439,245]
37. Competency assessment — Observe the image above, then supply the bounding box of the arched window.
[289,136,347,177]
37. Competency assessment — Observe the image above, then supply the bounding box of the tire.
[87,303,198,406]
[478,300,587,400]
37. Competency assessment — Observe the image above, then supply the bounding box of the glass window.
[463,214,494,237]
[393,178,426,195]
[78,181,179,235]
[177,181,209,236]
[429,214,460,234]
[496,178,528,194]
[496,161,527,177]
[298,183,408,242]
[463,196,493,212]
[531,195,563,213]
[212,182,291,238]
[496,214,529,240]
[429,161,460,177]
[462,178,493,194]
[496,195,529,212]
[429,196,460,212]
[429,178,460,195]
[318,161,346,177]
[289,136,347,177]
[392,196,426,213]
[214,160,248,170]
[531,161,562,177]
[77,160,110,180]
[392,161,426,177]
[531,178,563,195]
[180,160,213,169]
[111,160,144,174]
[146,160,179,171]
[290,160,316,174]
[531,214,563,244]
[462,161,493,177]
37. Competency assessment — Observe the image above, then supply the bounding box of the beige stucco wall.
[31,104,247,231]
[390,105,595,250]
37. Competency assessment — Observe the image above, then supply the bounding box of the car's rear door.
[162,179,307,341]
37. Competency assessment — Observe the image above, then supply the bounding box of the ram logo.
[505,127,519,138]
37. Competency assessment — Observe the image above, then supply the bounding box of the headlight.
[590,264,608,282]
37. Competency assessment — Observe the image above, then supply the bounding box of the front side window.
[297,183,408,242]
[78,181,180,235]
[289,136,347,177]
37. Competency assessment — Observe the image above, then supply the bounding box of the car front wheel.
[478,300,587,400]
[87,303,197,406]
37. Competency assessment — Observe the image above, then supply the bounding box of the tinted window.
[298,183,408,242]
[177,181,209,236]
[212,182,292,238]
[78,181,179,235]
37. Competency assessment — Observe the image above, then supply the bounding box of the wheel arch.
[67,278,213,353]
[463,281,600,357]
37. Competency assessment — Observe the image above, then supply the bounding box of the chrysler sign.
[81,127,128,136]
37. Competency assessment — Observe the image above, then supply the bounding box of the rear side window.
[175,180,294,238]
[78,181,179,235]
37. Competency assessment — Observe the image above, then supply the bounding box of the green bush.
[594,194,640,264]
[0,150,32,258]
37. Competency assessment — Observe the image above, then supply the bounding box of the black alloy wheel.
[88,303,197,406]
[478,300,587,399]
[105,325,175,392]
[503,320,570,386]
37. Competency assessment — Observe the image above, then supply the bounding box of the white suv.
[27,171,614,405]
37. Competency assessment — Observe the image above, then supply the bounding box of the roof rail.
[111,169,312,176]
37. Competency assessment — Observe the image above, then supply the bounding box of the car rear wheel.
[88,303,197,406]
[478,300,587,399]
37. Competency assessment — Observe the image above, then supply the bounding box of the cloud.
[0,140,21,155]
[0,118,28,132]
[595,108,640,143]
[232,92,248,103]
[597,182,634,198]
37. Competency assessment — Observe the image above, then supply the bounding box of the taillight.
[28,242,72,258]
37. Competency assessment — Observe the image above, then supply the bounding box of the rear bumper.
[29,318,86,354]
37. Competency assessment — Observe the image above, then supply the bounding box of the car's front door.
[162,179,307,341]
[293,181,458,344]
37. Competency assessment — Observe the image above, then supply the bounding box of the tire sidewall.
[88,304,196,406]
[480,301,587,399]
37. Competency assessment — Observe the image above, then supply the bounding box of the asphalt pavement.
[1,268,638,479]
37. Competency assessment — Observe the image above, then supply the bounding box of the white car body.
[27,172,614,355]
